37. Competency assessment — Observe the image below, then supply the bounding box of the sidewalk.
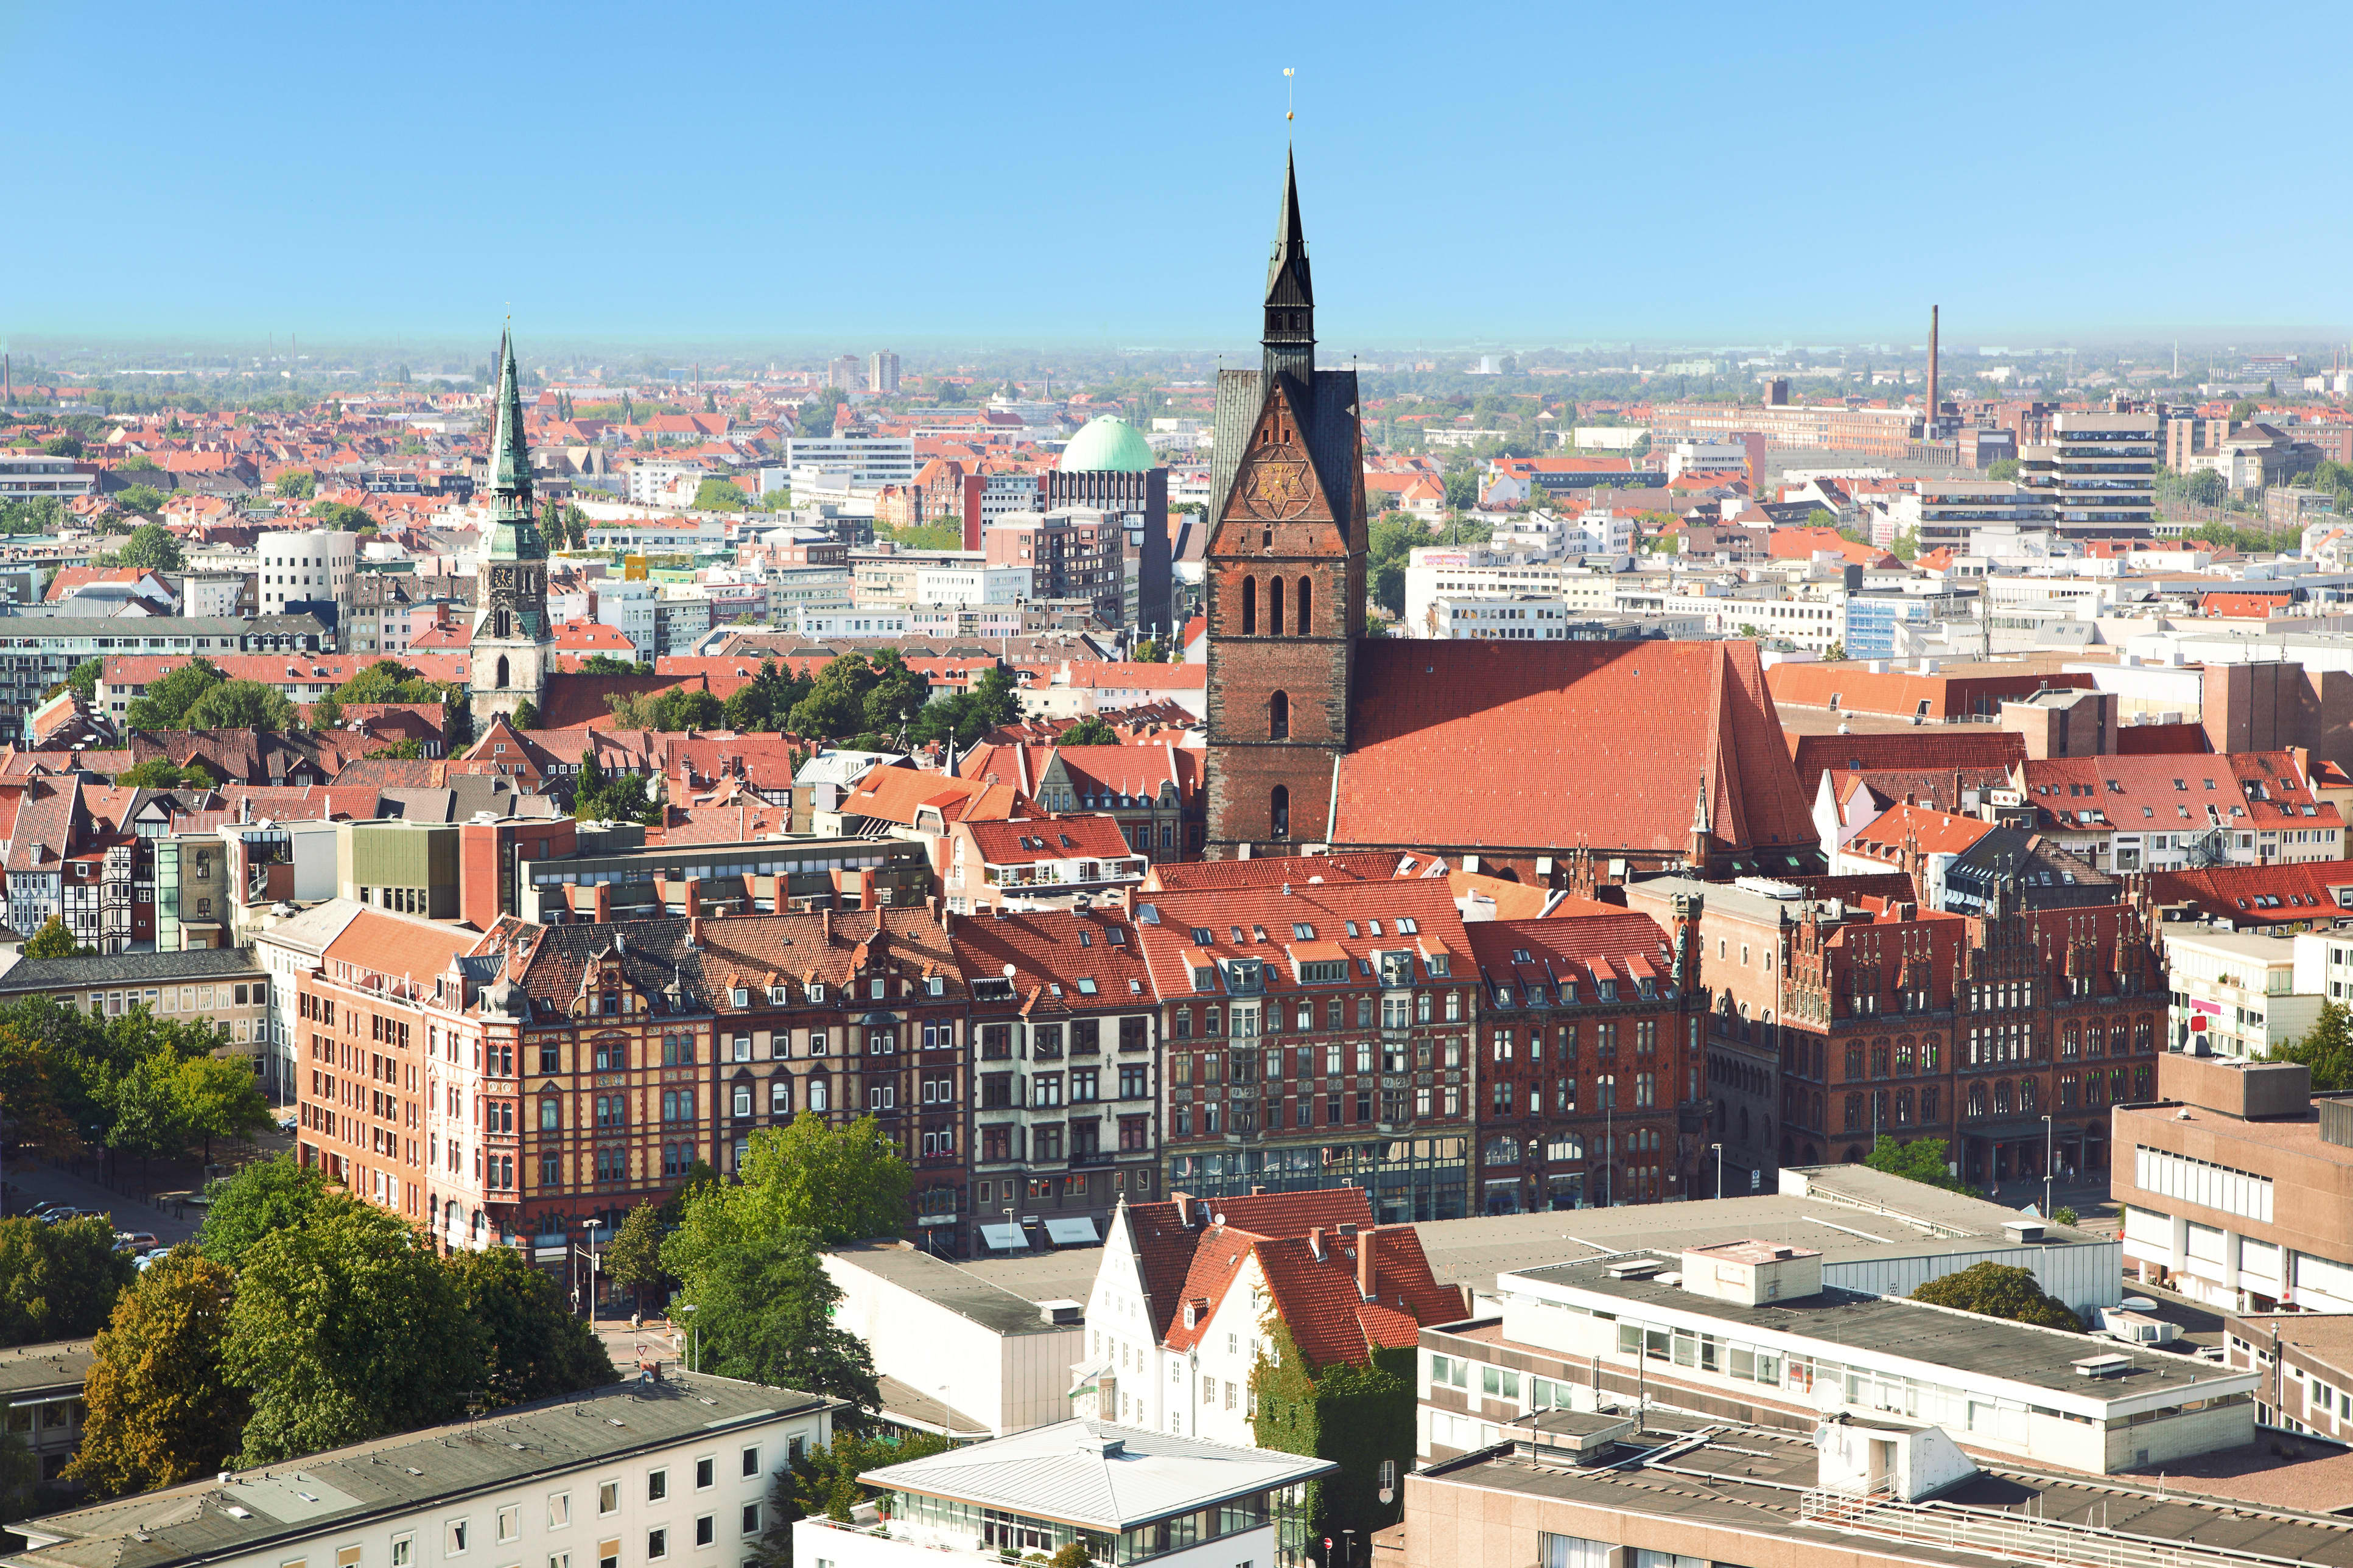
[2,1160,204,1244]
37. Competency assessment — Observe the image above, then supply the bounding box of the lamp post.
[1710,1142,1724,1200]
[2042,1115,2054,1222]
[681,1303,698,1373]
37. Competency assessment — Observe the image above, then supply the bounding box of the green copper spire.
[489,324,534,519]
[485,324,546,563]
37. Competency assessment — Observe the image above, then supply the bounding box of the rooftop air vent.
[1604,1258,1666,1281]
[2072,1353,2131,1379]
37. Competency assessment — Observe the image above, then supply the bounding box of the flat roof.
[2116,1099,2353,1164]
[1505,1255,2234,1405]
[1425,1426,2353,1568]
[0,1340,93,1401]
[5,1375,838,1568]
[859,1419,1334,1530]
[1405,1168,2102,1289]
[0,947,262,992]
[827,1243,1078,1337]
[956,1248,1106,1303]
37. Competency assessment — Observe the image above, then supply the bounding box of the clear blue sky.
[5,0,2343,350]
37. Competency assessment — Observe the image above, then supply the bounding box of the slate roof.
[7,1375,836,1568]
[0,947,261,994]
[1207,367,1361,530]
[1333,640,1816,862]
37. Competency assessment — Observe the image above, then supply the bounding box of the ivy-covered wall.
[1250,1322,1415,1544]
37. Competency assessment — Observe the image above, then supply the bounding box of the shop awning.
[1044,1216,1099,1246]
[979,1223,1026,1251]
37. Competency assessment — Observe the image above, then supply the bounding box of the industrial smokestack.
[1926,304,1940,428]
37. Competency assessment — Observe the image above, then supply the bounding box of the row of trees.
[601,653,1023,752]
[1,992,273,1175]
[57,1160,612,1497]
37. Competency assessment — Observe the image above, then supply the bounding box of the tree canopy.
[1057,715,1120,746]
[2271,999,2353,1090]
[122,658,224,729]
[1864,1135,1968,1192]
[118,523,184,573]
[0,1216,136,1347]
[664,1225,878,1410]
[181,680,296,730]
[66,1250,247,1497]
[446,1247,615,1407]
[114,758,219,790]
[1910,1261,2081,1331]
[200,1157,338,1270]
[23,915,88,959]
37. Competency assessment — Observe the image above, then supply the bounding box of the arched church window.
[1269,691,1289,741]
[1268,576,1285,634]
[1296,576,1313,634]
[496,654,510,690]
[1271,785,1291,841]
[1241,576,1257,635]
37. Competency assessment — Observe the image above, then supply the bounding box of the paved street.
[1,1160,205,1244]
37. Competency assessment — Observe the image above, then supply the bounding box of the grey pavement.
[2,1160,205,1244]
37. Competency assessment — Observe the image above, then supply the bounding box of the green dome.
[1058,415,1155,472]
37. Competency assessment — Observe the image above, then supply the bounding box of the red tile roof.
[1787,730,2027,803]
[2142,860,2353,925]
[2016,751,2339,836]
[1334,640,1815,860]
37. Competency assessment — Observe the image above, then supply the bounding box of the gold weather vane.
[1285,67,1294,122]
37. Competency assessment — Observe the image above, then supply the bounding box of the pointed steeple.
[489,324,533,522]
[1261,146,1316,391]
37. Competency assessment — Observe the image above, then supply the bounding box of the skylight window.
[1398,917,1419,934]
[1192,927,1214,945]
[1292,922,1314,939]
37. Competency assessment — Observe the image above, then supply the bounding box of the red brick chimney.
[683,877,701,919]
[592,881,611,922]
[1356,1230,1377,1301]
[1308,1227,1324,1261]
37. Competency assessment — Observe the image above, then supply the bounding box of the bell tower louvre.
[1204,148,1367,858]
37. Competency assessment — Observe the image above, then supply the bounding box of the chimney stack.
[1926,304,1940,426]
[1356,1228,1378,1301]
[1308,1227,1324,1261]
[1174,1194,1193,1227]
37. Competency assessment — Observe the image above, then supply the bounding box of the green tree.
[675,1113,911,1255]
[512,699,541,729]
[1863,1135,1967,1192]
[861,649,930,736]
[605,1200,672,1315]
[122,658,223,729]
[41,434,82,458]
[115,483,167,516]
[65,1250,247,1498]
[362,740,424,760]
[182,679,298,730]
[223,1200,480,1464]
[1059,715,1120,746]
[175,1052,272,1162]
[1986,457,2021,482]
[0,1216,136,1347]
[115,758,218,789]
[275,470,317,499]
[577,653,648,676]
[446,1247,615,1407]
[198,1157,335,1270]
[788,654,880,740]
[2271,999,2353,1090]
[2230,398,2259,422]
[0,1428,35,1527]
[41,656,103,705]
[665,1225,879,1409]
[1890,527,1922,562]
[108,1049,193,1167]
[693,478,750,511]
[309,500,373,531]
[1910,1260,2081,1332]
[120,522,184,573]
[22,915,87,959]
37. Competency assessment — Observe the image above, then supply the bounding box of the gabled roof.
[1788,729,2027,804]
[2015,751,2338,835]
[962,814,1135,866]
[949,908,1151,1013]
[1842,803,1999,864]
[2144,859,2353,925]
[1334,640,1816,863]
[843,763,1028,827]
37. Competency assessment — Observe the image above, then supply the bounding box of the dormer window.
[871,978,886,1000]
[808,983,827,1004]
[731,987,749,1007]
[1495,987,1513,1007]
[1427,954,1450,978]
[1599,979,1618,1002]
[928,975,944,996]
[769,985,788,1004]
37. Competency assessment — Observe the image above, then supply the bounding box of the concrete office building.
[784,438,917,486]
[2020,411,2158,537]
[2164,925,2323,1060]
[1422,1239,2254,1475]
[869,350,900,393]
[1400,1412,2342,1568]
[0,1340,93,1486]
[259,528,357,622]
[0,454,93,502]
[2114,1052,2353,1315]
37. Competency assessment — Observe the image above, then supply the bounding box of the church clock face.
[492,565,515,592]
[1238,447,1313,521]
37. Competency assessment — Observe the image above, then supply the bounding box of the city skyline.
[8,0,2350,344]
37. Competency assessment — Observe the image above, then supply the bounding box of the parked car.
[113,1232,159,1254]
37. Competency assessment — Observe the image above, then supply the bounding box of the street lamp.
[1709,1142,1724,1200]
[681,1304,698,1373]
[2042,1115,2054,1222]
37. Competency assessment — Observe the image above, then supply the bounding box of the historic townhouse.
[1130,878,1478,1223]
[1461,911,1706,1213]
[950,906,1159,1255]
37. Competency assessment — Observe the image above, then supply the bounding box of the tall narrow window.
[1268,576,1285,634]
[1271,785,1291,840]
[1241,576,1258,635]
[495,654,510,689]
[1296,576,1313,634]
[1269,690,1289,741]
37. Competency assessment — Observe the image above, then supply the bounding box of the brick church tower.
[1204,150,1367,857]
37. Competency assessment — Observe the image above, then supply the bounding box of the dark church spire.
[1261,147,1315,391]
